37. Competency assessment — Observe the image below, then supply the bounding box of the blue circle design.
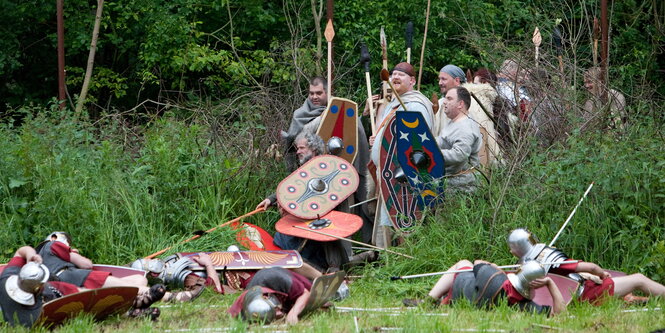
[346,108,355,117]
[346,145,355,154]
[330,105,339,114]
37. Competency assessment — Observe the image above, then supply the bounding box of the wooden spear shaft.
[548,183,594,247]
[391,260,579,280]
[145,207,266,259]
[417,0,432,90]
[292,225,414,259]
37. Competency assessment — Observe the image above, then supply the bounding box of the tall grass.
[0,104,663,331]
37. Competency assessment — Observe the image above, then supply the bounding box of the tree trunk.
[75,0,105,115]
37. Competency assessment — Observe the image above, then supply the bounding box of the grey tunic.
[436,117,481,194]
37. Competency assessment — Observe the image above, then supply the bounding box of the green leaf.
[8,178,27,189]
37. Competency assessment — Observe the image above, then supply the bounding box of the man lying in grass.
[1,246,160,328]
[405,259,566,316]
[508,228,665,304]
[228,267,312,325]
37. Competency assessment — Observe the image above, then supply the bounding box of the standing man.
[282,77,329,172]
[436,64,501,166]
[437,87,482,195]
[281,77,372,243]
[369,62,434,248]
[582,67,626,131]
[433,65,466,135]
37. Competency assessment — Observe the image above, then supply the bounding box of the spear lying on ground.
[390,260,579,280]
[144,207,266,259]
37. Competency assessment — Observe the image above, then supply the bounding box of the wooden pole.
[600,0,609,104]
[391,260,579,280]
[405,21,413,64]
[75,0,105,115]
[292,225,414,259]
[56,0,66,110]
[144,207,265,259]
[416,0,431,90]
[325,0,334,101]
[360,43,376,134]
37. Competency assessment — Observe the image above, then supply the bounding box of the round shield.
[276,155,359,220]
[275,211,362,242]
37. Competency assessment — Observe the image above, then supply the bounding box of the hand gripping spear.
[360,43,376,135]
[405,21,414,64]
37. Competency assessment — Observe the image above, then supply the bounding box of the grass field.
[1,110,663,332]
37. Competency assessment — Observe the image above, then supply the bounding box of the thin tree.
[75,0,105,115]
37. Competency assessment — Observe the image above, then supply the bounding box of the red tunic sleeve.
[8,256,27,268]
[287,271,312,303]
[549,261,578,275]
[50,242,72,262]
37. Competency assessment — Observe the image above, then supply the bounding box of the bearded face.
[391,70,414,96]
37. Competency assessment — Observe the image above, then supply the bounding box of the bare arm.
[69,252,93,269]
[286,289,310,325]
[194,253,222,293]
[14,246,42,263]
[544,277,566,316]
[576,262,610,279]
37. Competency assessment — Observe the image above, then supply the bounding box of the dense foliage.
[1,0,663,114]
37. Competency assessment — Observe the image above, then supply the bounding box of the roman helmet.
[130,258,166,275]
[5,262,50,306]
[507,228,538,258]
[506,260,546,299]
[241,286,281,323]
[226,245,241,252]
[46,231,72,247]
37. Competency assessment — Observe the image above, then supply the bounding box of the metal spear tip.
[380,68,390,81]
[405,22,414,47]
[360,43,370,63]
[327,136,344,156]
[390,276,400,281]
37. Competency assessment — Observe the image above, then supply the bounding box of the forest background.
[0,0,664,331]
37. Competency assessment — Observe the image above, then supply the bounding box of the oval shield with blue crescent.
[395,111,445,208]
[378,115,422,232]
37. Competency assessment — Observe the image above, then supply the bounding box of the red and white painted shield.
[277,155,359,220]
